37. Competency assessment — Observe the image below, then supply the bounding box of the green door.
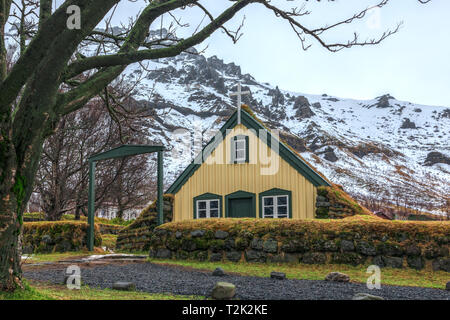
[228,197,254,218]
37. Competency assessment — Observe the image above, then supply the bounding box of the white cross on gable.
[230,82,250,124]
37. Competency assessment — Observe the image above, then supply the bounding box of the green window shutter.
[230,136,237,164]
[245,135,249,163]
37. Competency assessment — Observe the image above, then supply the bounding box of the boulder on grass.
[325,272,350,283]
[212,267,226,277]
[352,293,384,300]
[112,281,136,291]
[211,282,236,300]
[270,271,286,280]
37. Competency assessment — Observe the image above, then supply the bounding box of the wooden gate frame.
[87,145,165,251]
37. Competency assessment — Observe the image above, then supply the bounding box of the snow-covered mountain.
[122,48,450,216]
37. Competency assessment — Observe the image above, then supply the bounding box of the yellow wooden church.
[166,106,331,221]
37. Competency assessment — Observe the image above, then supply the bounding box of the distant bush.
[23,212,45,222]
[23,221,102,254]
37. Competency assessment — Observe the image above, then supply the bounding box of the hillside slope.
[121,48,449,216]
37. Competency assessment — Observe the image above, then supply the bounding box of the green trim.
[259,188,292,219]
[245,135,249,163]
[193,193,223,219]
[225,190,256,218]
[166,109,331,194]
[231,135,249,164]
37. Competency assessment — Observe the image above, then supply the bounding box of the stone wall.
[148,217,450,272]
[115,195,174,252]
[22,221,102,254]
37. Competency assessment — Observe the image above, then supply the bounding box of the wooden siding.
[173,125,317,221]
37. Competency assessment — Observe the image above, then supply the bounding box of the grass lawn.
[0,281,203,300]
[148,258,450,290]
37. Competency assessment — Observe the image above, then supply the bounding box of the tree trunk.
[0,208,22,292]
[0,135,23,291]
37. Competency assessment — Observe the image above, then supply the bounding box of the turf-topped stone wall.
[115,195,174,252]
[315,185,373,219]
[22,221,102,253]
[148,217,450,272]
[97,223,124,235]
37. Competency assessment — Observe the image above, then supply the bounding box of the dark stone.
[372,256,385,268]
[377,243,404,257]
[42,235,53,245]
[432,258,450,272]
[190,230,206,238]
[270,272,286,280]
[112,282,136,291]
[331,252,365,266]
[374,94,394,108]
[175,231,182,239]
[155,248,172,259]
[212,267,225,277]
[209,252,223,262]
[214,230,229,239]
[424,245,441,259]
[226,251,241,262]
[181,239,197,252]
[250,238,263,250]
[154,229,167,237]
[293,96,315,119]
[224,238,236,251]
[323,240,338,252]
[356,241,376,256]
[267,254,284,263]
[283,253,298,263]
[302,252,327,264]
[245,250,267,262]
[194,251,208,261]
[263,239,278,253]
[400,118,416,129]
[340,240,355,252]
[176,250,189,260]
[446,282,450,291]
[407,256,425,270]
[383,256,404,269]
[325,272,350,283]
[406,245,421,257]
[424,152,450,166]
[316,195,328,202]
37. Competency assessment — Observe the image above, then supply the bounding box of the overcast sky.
[109,0,450,107]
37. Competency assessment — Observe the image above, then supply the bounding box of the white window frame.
[196,199,220,219]
[234,136,246,162]
[262,195,289,218]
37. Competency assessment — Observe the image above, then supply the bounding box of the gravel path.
[24,262,450,300]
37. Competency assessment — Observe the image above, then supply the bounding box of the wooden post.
[157,150,163,226]
[87,160,95,251]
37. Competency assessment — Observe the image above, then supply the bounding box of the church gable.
[166,108,331,195]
